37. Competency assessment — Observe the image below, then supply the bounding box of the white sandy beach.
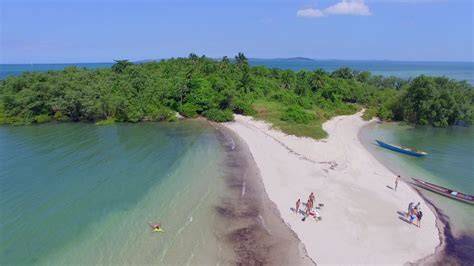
[223,111,440,264]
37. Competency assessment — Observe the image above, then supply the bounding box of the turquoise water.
[0,63,113,79]
[1,60,473,84]
[360,123,474,236]
[0,121,234,264]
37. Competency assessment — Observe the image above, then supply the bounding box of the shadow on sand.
[289,207,307,216]
[397,211,412,224]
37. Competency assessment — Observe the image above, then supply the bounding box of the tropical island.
[1,54,473,264]
[2,0,474,262]
[1,53,472,140]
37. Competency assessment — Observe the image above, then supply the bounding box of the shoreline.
[357,122,444,264]
[357,122,447,265]
[223,111,440,264]
[359,122,474,264]
[212,123,314,265]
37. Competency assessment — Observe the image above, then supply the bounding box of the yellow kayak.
[153,228,164,233]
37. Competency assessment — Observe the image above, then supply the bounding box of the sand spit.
[223,111,440,264]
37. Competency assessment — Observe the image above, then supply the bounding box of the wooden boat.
[376,140,427,157]
[412,178,474,205]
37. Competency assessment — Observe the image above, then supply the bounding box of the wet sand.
[411,195,474,265]
[213,123,314,265]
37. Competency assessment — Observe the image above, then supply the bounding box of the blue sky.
[1,0,473,63]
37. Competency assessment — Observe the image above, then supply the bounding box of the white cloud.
[324,0,371,16]
[297,0,372,18]
[296,8,325,17]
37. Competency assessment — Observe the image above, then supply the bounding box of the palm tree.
[235,52,248,67]
[310,69,328,92]
[219,56,230,70]
[188,53,199,64]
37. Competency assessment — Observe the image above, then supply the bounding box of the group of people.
[292,177,425,227]
[407,202,423,227]
[295,192,321,221]
[396,175,424,228]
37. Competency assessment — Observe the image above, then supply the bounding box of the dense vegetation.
[1,54,473,138]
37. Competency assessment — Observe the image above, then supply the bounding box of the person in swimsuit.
[416,208,423,227]
[395,175,401,191]
[410,208,417,225]
[309,192,315,204]
[295,198,301,214]
[149,221,161,230]
[306,198,313,216]
[407,202,414,218]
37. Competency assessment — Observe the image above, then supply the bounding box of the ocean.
[0,63,113,80]
[251,59,474,85]
[0,121,308,264]
[360,123,474,263]
[1,59,473,84]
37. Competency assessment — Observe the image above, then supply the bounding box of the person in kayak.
[148,221,161,230]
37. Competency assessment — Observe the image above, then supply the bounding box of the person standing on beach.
[395,175,401,191]
[416,207,423,227]
[407,202,414,218]
[308,192,315,205]
[410,207,418,225]
[306,198,313,216]
[414,202,420,212]
[295,199,301,214]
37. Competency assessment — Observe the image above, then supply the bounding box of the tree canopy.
[1,53,472,138]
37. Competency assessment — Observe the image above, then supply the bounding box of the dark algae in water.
[213,124,314,265]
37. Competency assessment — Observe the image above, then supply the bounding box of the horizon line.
[1,57,473,65]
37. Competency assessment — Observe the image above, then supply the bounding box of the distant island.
[262,57,316,61]
[1,53,472,139]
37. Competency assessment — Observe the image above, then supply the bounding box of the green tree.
[112,60,133,74]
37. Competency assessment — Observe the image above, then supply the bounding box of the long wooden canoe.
[412,178,474,205]
[376,140,427,157]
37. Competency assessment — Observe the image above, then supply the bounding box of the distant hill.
[249,57,315,61]
[133,59,162,63]
[276,57,315,61]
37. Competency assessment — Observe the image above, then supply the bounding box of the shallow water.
[0,121,310,265]
[360,123,474,263]
[0,121,235,264]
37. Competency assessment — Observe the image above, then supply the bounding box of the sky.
[0,0,473,63]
